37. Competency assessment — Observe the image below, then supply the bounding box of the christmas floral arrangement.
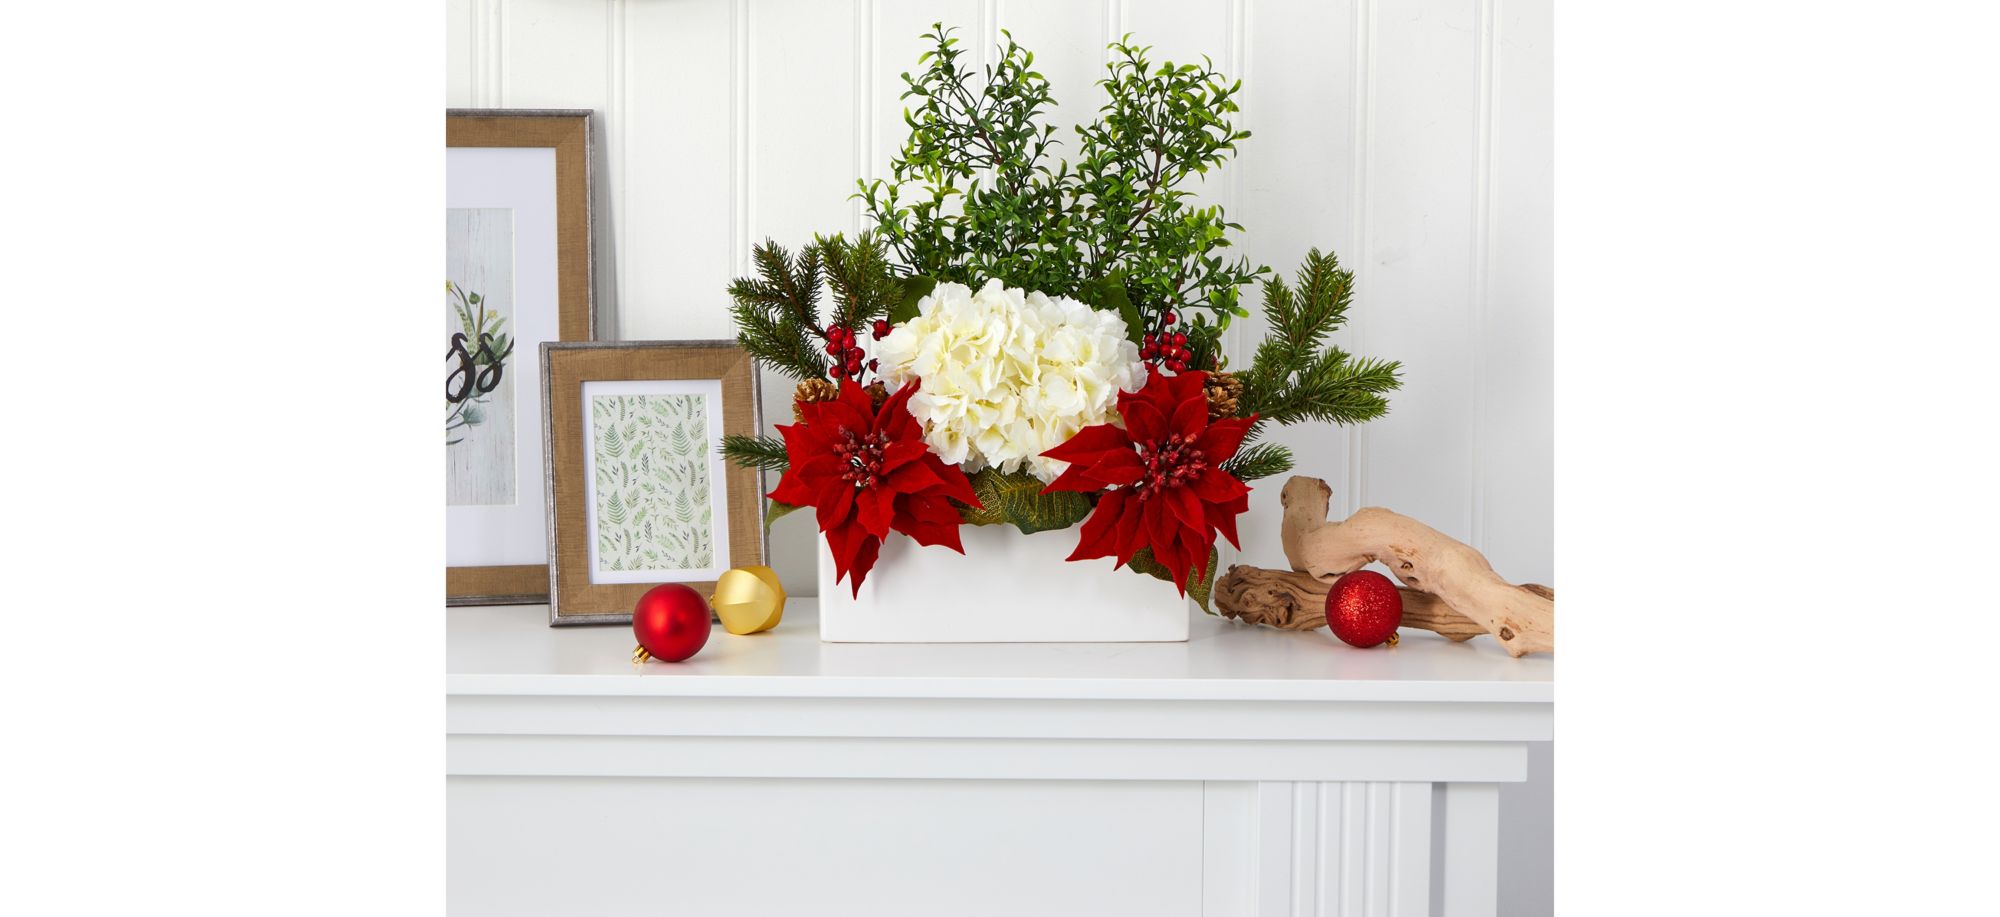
[722,26,1402,608]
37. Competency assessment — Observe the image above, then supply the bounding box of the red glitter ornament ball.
[632,584,713,662]
[1325,570,1404,648]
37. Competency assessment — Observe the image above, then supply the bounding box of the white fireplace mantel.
[448,601,1551,916]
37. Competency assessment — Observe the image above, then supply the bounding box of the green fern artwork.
[591,393,715,572]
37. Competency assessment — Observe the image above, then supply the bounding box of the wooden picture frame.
[446,109,596,605]
[542,341,766,625]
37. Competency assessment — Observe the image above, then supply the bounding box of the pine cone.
[792,379,838,421]
[865,381,889,411]
[1205,372,1244,420]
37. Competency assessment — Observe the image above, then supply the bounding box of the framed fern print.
[446,110,596,606]
[542,341,765,624]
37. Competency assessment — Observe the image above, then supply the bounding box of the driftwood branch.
[1214,564,1552,644]
[1226,476,1555,657]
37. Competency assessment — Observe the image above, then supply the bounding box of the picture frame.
[446,109,595,605]
[542,341,766,625]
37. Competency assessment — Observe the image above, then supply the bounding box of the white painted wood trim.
[448,734,1524,784]
[449,695,1552,740]
[1187,780,1437,917]
[1389,782,1433,917]
[448,675,1554,704]
[1201,781,1260,916]
[1441,782,1501,917]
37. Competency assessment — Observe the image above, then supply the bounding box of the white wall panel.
[444,1,1551,906]
[501,0,610,109]
[1361,0,1481,546]
[622,0,734,340]
[445,0,475,105]
[749,0,858,253]
[1234,0,1360,561]
[1481,0,1553,587]
[990,0,1106,141]
[449,776,1205,916]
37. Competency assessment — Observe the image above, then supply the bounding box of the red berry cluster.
[1130,431,1209,501]
[1140,311,1193,372]
[832,427,890,488]
[824,323,881,381]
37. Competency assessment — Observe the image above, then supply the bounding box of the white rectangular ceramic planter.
[817,524,1191,643]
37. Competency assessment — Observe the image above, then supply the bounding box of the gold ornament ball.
[711,565,786,635]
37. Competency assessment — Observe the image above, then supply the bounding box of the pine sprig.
[816,233,901,330]
[727,234,904,382]
[720,434,789,472]
[1221,442,1295,483]
[1239,248,1401,429]
[728,240,828,380]
[1252,352,1400,426]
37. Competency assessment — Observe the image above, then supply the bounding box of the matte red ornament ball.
[1325,570,1403,648]
[632,583,713,662]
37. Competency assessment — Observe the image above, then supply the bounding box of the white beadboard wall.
[446,0,1550,910]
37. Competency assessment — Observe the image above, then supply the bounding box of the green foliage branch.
[859,25,1265,346]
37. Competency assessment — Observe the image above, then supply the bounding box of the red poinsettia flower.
[1040,368,1255,593]
[769,379,980,595]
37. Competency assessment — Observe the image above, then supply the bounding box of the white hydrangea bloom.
[876,278,1146,482]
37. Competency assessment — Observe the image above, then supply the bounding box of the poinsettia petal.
[774,423,833,466]
[1195,415,1255,464]
[1124,366,1170,407]
[825,517,862,584]
[1170,395,1207,438]
[1086,449,1145,487]
[838,377,874,415]
[1113,491,1148,567]
[1192,466,1250,503]
[1064,490,1125,562]
[1168,484,1206,535]
[855,486,895,539]
[770,445,840,506]
[845,535,881,596]
[803,395,871,439]
[875,381,920,438]
[1179,526,1214,583]
[918,454,979,506]
[1169,369,1207,404]
[790,453,844,488]
[1129,366,1183,416]
[892,492,967,552]
[1146,490,1179,552]
[816,480,856,532]
[1042,423,1132,463]
[767,469,817,508]
[1152,525,1188,594]
[1122,399,1167,445]
[885,457,945,493]
[1042,462,1107,494]
[879,439,927,473]
[1205,496,1244,550]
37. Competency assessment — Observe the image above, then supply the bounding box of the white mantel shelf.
[448,600,1551,703]
[448,602,1551,917]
